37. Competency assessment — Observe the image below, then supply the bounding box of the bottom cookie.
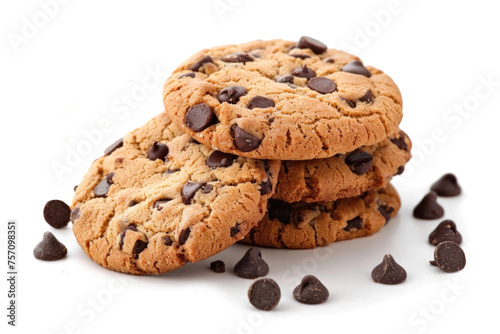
[241,184,400,249]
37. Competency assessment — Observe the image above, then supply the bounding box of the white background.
[1,0,499,333]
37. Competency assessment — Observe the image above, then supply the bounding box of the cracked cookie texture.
[241,184,400,249]
[71,113,280,274]
[163,38,403,160]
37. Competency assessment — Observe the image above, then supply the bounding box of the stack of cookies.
[71,37,411,274]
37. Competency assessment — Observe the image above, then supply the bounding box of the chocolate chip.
[293,275,329,304]
[119,225,138,248]
[104,138,123,156]
[210,260,225,273]
[396,166,405,175]
[390,132,408,151]
[163,236,173,246]
[128,200,138,207]
[275,74,294,83]
[248,96,275,109]
[189,138,200,144]
[94,173,114,198]
[378,205,395,224]
[248,278,281,311]
[297,36,327,54]
[178,72,196,79]
[308,77,336,94]
[74,185,78,192]
[342,60,371,77]
[340,96,356,108]
[431,174,461,197]
[413,191,444,220]
[233,125,261,152]
[259,169,273,195]
[147,142,169,161]
[185,103,217,132]
[207,150,236,168]
[290,53,310,59]
[429,220,462,246]
[181,181,206,204]
[165,169,180,175]
[179,227,191,245]
[291,65,316,79]
[359,90,374,104]
[268,199,291,224]
[132,240,147,255]
[234,247,269,279]
[372,254,407,284]
[430,241,466,273]
[189,55,213,72]
[345,151,374,175]
[323,57,334,63]
[153,199,171,210]
[218,86,247,104]
[202,184,213,193]
[230,223,240,237]
[33,232,67,261]
[222,52,254,63]
[344,216,363,231]
[43,200,71,228]
[70,207,81,223]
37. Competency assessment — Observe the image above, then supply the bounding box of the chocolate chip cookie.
[163,37,403,160]
[241,184,400,249]
[273,130,411,203]
[71,113,280,274]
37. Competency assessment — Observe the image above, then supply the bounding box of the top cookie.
[163,37,403,160]
[71,112,280,275]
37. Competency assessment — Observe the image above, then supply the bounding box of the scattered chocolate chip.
[291,65,316,79]
[431,174,461,197]
[297,36,327,54]
[233,125,261,152]
[33,232,67,261]
[293,275,329,304]
[163,236,173,246]
[222,52,254,63]
[230,223,241,237]
[390,133,408,151]
[413,191,444,220]
[275,74,294,83]
[104,138,123,156]
[340,96,356,108]
[147,142,169,161]
[234,247,269,279]
[359,90,374,104]
[128,200,138,207]
[268,199,291,224]
[378,205,395,224]
[396,166,405,175]
[153,199,171,210]
[218,86,247,104]
[94,173,114,198]
[248,96,275,109]
[132,240,147,255]
[344,216,363,231]
[323,57,334,63]
[290,53,310,59]
[179,227,191,245]
[429,220,462,246]
[207,150,236,168]
[202,184,213,193]
[345,151,374,175]
[210,260,226,273]
[43,200,71,229]
[372,254,407,284]
[189,55,213,72]
[185,103,217,132]
[430,241,466,273]
[181,181,206,204]
[70,207,81,223]
[308,77,336,94]
[342,60,371,77]
[119,225,138,248]
[248,278,281,311]
[178,72,196,79]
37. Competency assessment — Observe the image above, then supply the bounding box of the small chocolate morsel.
[222,53,254,63]
[293,275,329,304]
[33,232,67,261]
[291,65,316,79]
[344,216,363,231]
[189,55,213,72]
[70,207,81,223]
[132,240,147,255]
[128,200,138,207]
[430,241,466,273]
[218,86,247,104]
[275,74,294,83]
[234,247,269,279]
[206,150,236,168]
[233,125,261,152]
[345,151,374,175]
[43,200,71,228]
[248,278,281,311]
[340,96,356,108]
[372,254,407,284]
[390,132,408,151]
[153,199,170,210]
[359,90,374,103]
[147,142,169,161]
[185,103,217,132]
[119,225,138,248]
[413,191,444,220]
[429,220,462,246]
[163,236,173,246]
[297,36,327,54]
[431,174,461,197]
[230,223,240,237]
[179,227,191,245]
[378,205,395,224]
[104,138,123,156]
[94,173,114,198]
[210,260,226,273]
[178,72,196,79]
[342,60,371,77]
[308,77,336,94]
[248,96,275,109]
[268,199,291,224]
[181,181,206,205]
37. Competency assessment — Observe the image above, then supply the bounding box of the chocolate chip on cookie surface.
[163,37,403,160]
